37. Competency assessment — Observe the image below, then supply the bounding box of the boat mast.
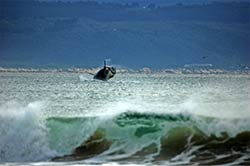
[104,60,106,67]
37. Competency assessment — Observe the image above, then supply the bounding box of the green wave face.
[46,112,250,164]
[47,112,192,153]
[46,116,99,154]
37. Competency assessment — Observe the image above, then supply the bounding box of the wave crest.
[50,111,250,164]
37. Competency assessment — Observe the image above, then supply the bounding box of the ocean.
[0,72,249,165]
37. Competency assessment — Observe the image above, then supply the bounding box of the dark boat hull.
[94,66,116,81]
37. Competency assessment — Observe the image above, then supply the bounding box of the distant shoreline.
[0,67,249,75]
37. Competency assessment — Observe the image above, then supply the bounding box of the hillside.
[0,0,249,69]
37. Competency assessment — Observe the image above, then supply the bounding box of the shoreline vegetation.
[0,67,249,75]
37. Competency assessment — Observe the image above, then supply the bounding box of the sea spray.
[0,101,56,162]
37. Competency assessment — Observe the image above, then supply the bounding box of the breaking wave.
[0,101,56,162]
[0,101,249,165]
[49,112,250,165]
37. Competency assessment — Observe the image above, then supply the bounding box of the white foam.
[177,92,250,137]
[84,100,143,118]
[79,74,93,82]
[0,101,57,162]
[180,93,250,119]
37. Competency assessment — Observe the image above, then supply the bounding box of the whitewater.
[0,72,250,166]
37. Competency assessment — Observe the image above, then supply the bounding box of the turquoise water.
[0,72,250,165]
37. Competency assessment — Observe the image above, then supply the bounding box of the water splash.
[0,101,57,162]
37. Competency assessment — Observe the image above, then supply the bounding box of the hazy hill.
[39,0,250,6]
[0,0,249,69]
